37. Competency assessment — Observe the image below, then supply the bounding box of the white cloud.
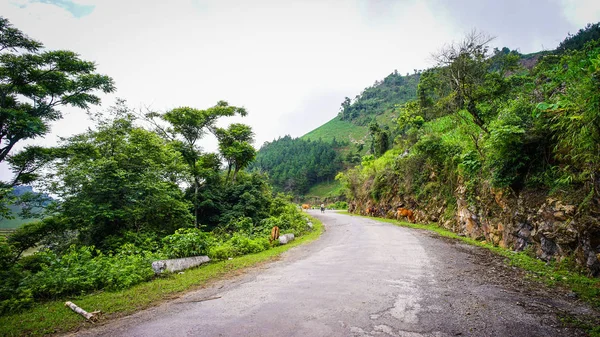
[561,0,600,27]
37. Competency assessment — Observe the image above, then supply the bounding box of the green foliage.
[305,180,344,200]
[20,246,157,298]
[0,218,324,337]
[329,201,348,209]
[161,228,214,259]
[215,123,257,182]
[368,121,391,157]
[47,101,193,248]
[338,71,420,124]
[485,104,529,188]
[301,116,367,143]
[0,243,159,314]
[342,27,600,223]
[534,42,600,193]
[209,233,270,260]
[218,172,273,229]
[154,101,249,227]
[0,16,114,217]
[251,135,342,195]
[557,22,600,53]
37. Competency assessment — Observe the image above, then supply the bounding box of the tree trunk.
[65,301,101,322]
[194,180,198,228]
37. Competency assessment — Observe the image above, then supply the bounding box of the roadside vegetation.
[336,26,600,275]
[0,16,319,323]
[0,217,323,337]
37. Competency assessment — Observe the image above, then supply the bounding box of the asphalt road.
[71,211,595,337]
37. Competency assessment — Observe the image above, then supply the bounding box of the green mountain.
[253,71,421,199]
[302,71,420,145]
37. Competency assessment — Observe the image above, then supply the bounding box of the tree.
[47,101,192,249]
[154,101,247,227]
[339,96,351,120]
[431,30,518,134]
[215,123,257,182]
[0,16,114,216]
[368,121,390,157]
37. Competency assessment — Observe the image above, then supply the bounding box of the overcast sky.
[1,0,599,181]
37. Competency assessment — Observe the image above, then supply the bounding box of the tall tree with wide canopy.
[153,101,247,227]
[0,16,114,217]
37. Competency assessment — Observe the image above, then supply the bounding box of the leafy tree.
[557,22,600,53]
[368,121,390,157]
[431,30,519,133]
[152,101,247,227]
[215,123,257,182]
[0,16,114,217]
[337,72,420,124]
[47,102,192,249]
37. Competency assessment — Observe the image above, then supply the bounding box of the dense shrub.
[208,233,270,260]
[21,245,158,299]
[330,201,348,209]
[161,228,214,259]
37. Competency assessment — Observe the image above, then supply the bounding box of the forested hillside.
[338,28,600,275]
[255,71,421,199]
[337,71,420,125]
[251,136,343,195]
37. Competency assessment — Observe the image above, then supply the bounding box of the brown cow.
[366,207,376,217]
[397,208,415,223]
[270,226,280,243]
[301,204,310,212]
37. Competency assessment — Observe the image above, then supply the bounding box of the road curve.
[71,211,593,337]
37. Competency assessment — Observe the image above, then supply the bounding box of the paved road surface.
[72,211,594,337]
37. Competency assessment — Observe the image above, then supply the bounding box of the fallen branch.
[65,301,101,322]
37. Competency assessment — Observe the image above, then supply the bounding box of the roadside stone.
[278,233,295,245]
[152,256,210,274]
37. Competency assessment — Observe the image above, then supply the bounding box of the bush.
[0,237,33,315]
[161,228,215,259]
[330,201,348,210]
[208,233,270,260]
[19,245,158,301]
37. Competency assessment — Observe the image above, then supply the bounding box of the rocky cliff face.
[351,186,600,276]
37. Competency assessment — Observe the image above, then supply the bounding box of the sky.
[1,0,599,182]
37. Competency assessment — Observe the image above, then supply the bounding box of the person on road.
[320,203,325,213]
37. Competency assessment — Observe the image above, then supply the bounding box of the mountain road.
[70,211,596,337]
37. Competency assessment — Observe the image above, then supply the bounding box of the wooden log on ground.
[65,301,101,322]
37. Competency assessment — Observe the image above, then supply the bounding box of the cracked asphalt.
[69,211,598,337]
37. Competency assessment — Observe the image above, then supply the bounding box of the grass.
[0,205,41,229]
[0,217,324,337]
[342,212,600,309]
[305,180,343,199]
[301,116,367,143]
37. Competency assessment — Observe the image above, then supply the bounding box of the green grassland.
[301,116,368,143]
[0,205,40,229]
[305,180,343,199]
